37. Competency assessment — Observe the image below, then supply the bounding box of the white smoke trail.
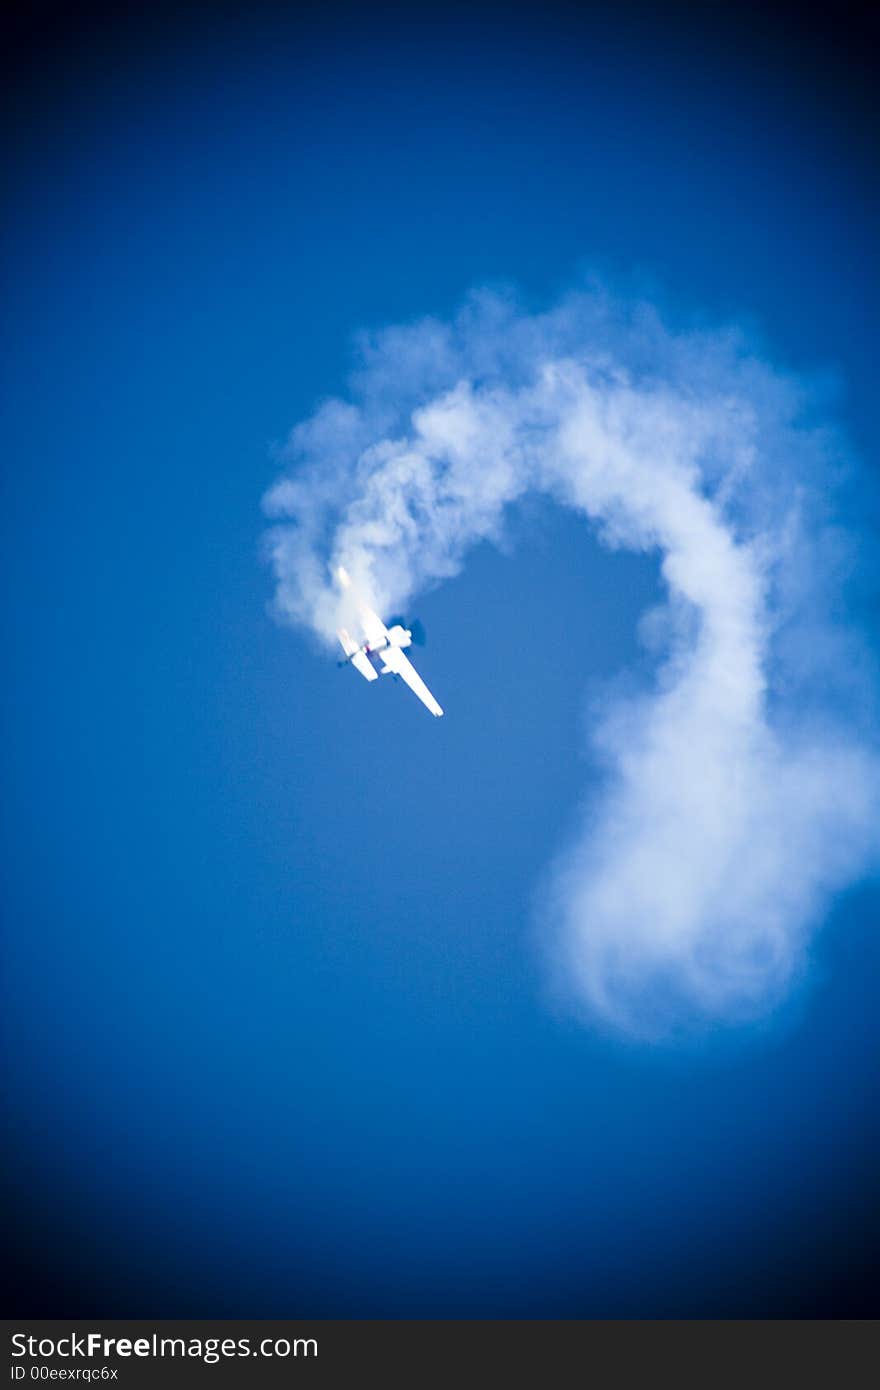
[262,287,880,1035]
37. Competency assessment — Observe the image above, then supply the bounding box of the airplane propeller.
[388,616,426,646]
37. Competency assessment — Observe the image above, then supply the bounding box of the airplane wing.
[354,597,388,648]
[336,566,388,647]
[383,645,444,717]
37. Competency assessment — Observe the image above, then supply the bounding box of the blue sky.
[3,4,879,1314]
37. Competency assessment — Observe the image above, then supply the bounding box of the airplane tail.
[337,627,359,658]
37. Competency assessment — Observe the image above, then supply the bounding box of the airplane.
[335,566,444,718]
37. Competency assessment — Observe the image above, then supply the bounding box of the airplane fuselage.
[354,625,412,673]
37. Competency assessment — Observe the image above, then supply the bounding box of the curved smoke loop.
[263,288,879,1035]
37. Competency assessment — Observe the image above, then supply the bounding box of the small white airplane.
[335,567,444,718]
